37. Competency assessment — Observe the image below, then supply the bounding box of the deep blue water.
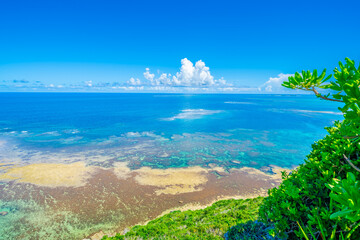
[0,93,343,170]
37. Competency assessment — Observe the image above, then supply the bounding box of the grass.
[102,197,263,240]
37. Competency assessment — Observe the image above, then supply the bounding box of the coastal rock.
[213,170,229,177]
[0,211,8,216]
[158,153,169,158]
[89,231,105,240]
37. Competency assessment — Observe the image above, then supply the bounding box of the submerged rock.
[0,211,8,216]
[87,230,105,240]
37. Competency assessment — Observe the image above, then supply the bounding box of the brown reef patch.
[133,166,211,195]
[0,162,289,239]
[0,162,97,187]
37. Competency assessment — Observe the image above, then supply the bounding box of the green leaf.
[330,209,354,219]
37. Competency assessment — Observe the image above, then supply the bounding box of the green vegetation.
[326,172,360,223]
[260,58,360,239]
[102,197,263,240]
[224,220,281,240]
[259,124,360,239]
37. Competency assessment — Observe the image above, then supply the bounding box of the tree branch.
[343,135,359,139]
[312,87,344,102]
[343,154,360,173]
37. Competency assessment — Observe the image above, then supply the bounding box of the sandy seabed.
[0,161,289,240]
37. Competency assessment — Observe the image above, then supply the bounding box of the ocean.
[0,93,343,239]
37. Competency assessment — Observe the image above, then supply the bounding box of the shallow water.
[0,93,342,168]
[0,93,343,239]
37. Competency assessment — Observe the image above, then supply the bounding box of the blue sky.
[1,0,359,92]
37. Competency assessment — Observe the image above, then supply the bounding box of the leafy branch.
[282,58,360,140]
[343,154,360,173]
[311,87,343,102]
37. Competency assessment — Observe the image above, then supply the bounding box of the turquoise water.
[0,93,343,170]
[0,93,345,239]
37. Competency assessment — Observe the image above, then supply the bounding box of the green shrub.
[224,220,282,240]
[327,172,360,223]
[260,58,360,239]
[259,125,360,239]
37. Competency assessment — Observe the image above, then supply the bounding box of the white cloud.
[258,73,293,92]
[113,86,144,91]
[143,68,155,82]
[137,58,228,87]
[127,77,141,85]
[84,80,93,87]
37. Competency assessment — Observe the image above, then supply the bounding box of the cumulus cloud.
[258,73,293,92]
[136,58,228,87]
[127,77,141,85]
[1,60,305,93]
[143,68,155,82]
[84,80,93,87]
[114,86,145,91]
